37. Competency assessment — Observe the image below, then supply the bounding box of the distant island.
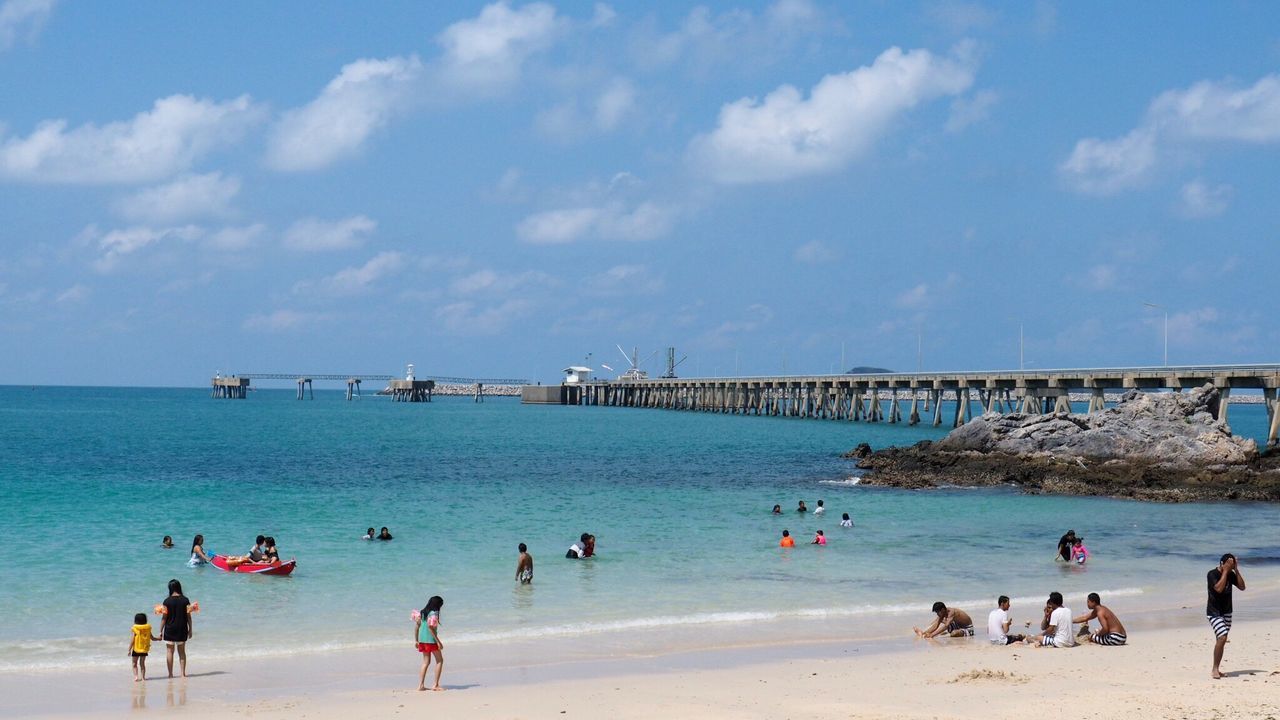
[846,366,895,374]
[849,384,1280,501]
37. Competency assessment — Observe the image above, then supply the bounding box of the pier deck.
[542,364,1280,446]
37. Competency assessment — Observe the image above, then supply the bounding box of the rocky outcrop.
[854,384,1280,502]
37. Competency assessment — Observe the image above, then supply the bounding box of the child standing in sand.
[415,596,445,692]
[129,612,158,681]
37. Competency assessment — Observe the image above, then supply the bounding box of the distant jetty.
[851,384,1280,501]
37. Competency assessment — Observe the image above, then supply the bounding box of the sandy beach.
[11,591,1278,720]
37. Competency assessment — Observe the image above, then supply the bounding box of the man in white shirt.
[988,595,1023,645]
[1026,591,1075,648]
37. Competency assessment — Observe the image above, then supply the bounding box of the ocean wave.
[0,587,1147,673]
[818,477,861,486]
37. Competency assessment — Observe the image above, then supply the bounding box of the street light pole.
[1143,302,1168,366]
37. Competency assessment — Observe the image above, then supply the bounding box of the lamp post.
[1142,302,1168,366]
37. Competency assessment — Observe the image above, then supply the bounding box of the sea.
[1,385,1278,673]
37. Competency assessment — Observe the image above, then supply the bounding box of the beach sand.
[12,605,1279,719]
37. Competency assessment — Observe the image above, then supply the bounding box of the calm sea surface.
[1,386,1277,671]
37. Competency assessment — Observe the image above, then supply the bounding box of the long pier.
[546,364,1280,446]
[213,371,529,402]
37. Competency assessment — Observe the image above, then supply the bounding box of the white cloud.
[450,268,554,295]
[0,0,54,51]
[1178,180,1232,219]
[1062,74,1280,195]
[895,283,930,308]
[793,240,837,264]
[55,283,88,304]
[535,77,637,141]
[702,303,775,348]
[282,215,376,252]
[926,1,997,34]
[582,264,664,296]
[517,201,676,244]
[435,1,560,95]
[113,172,240,224]
[293,251,403,297]
[689,45,976,184]
[0,94,262,184]
[87,224,203,273]
[267,55,423,172]
[1086,264,1116,290]
[945,88,998,132]
[1059,128,1157,195]
[634,1,827,73]
[243,309,330,332]
[435,298,533,334]
[206,223,265,251]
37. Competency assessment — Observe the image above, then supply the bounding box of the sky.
[2,1,1279,386]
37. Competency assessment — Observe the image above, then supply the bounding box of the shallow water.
[0,386,1276,671]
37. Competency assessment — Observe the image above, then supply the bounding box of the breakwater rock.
[851,384,1280,501]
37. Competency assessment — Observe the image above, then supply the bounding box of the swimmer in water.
[797,500,808,513]
[814,500,825,515]
[840,513,853,528]
[780,530,795,548]
[812,530,827,545]
[771,504,782,515]
[1072,537,1089,564]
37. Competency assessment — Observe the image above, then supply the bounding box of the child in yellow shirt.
[129,612,159,681]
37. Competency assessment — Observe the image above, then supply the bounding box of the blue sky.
[2,1,1278,386]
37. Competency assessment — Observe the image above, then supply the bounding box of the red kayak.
[211,554,297,576]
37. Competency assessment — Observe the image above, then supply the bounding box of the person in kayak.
[224,536,266,567]
[263,536,280,563]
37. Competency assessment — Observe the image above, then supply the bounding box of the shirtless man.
[515,543,533,584]
[914,602,975,638]
[1073,592,1127,646]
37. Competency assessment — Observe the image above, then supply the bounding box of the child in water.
[129,612,159,682]
[840,513,853,528]
[1072,537,1090,564]
[812,530,827,545]
[415,596,445,692]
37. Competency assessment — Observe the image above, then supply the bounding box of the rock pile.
[853,384,1280,501]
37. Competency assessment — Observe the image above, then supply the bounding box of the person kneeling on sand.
[988,595,1025,645]
[914,602,975,638]
[1026,591,1075,648]
[1074,592,1127,646]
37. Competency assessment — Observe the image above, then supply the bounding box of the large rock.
[935,384,1257,467]
[853,384,1279,502]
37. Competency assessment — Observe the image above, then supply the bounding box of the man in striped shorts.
[1073,592,1127,646]
[1208,553,1246,680]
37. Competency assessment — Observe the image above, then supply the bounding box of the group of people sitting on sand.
[774,499,852,548]
[913,591,1127,648]
[363,527,394,541]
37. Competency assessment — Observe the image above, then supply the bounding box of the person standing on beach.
[160,579,192,678]
[516,543,533,584]
[129,612,158,681]
[914,602,975,638]
[1208,553,1246,679]
[415,596,445,692]
[1073,592,1127,646]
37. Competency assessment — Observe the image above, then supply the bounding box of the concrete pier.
[535,364,1280,447]
[211,376,249,398]
[387,379,435,402]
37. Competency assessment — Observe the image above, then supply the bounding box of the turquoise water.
[1,386,1277,671]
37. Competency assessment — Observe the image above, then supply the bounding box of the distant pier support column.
[388,379,436,402]
[1087,387,1105,413]
[346,378,361,401]
[908,391,920,425]
[1216,385,1231,425]
[296,378,313,400]
[211,376,249,399]
[1266,387,1280,447]
[931,389,943,426]
[474,383,485,403]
